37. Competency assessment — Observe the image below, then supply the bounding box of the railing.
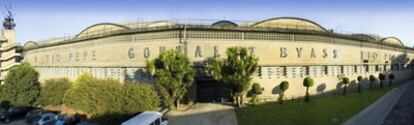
[33,19,342,44]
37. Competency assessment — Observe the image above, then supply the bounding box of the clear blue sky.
[1,0,414,46]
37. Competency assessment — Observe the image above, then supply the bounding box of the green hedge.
[38,78,71,106]
[63,73,160,124]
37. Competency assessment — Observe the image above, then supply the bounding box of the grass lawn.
[235,86,396,125]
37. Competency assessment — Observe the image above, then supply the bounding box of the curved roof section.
[146,21,177,28]
[212,20,238,27]
[251,17,327,32]
[350,34,380,41]
[381,37,404,46]
[23,41,39,49]
[76,23,130,38]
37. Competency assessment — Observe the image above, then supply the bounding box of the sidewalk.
[343,80,414,125]
[166,103,238,125]
[383,80,414,125]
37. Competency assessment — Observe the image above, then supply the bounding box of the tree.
[38,78,71,106]
[342,77,350,95]
[389,74,395,87]
[146,49,195,109]
[379,73,385,88]
[357,76,363,93]
[369,75,377,90]
[206,47,258,107]
[0,63,40,107]
[303,77,314,103]
[279,81,289,104]
[250,83,262,105]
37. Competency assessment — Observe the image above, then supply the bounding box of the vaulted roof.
[76,23,130,38]
[251,17,327,32]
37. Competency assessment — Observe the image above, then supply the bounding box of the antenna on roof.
[2,3,15,29]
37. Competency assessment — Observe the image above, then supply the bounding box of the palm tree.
[303,77,314,103]
[369,75,377,90]
[379,73,385,88]
[206,47,258,107]
[389,74,395,87]
[279,81,289,104]
[357,76,363,93]
[146,49,195,109]
[342,77,350,95]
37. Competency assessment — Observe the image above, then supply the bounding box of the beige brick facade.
[21,18,414,101]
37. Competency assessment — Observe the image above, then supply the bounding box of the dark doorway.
[197,80,231,103]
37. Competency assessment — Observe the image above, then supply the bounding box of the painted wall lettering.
[333,49,338,58]
[46,55,49,63]
[75,52,80,61]
[195,46,202,57]
[176,45,184,53]
[128,48,135,59]
[144,47,150,58]
[280,47,287,58]
[311,48,316,58]
[214,46,220,57]
[159,46,166,53]
[92,51,97,60]
[323,49,328,58]
[83,51,88,61]
[68,53,72,62]
[296,47,303,58]
[56,55,60,62]
[248,46,256,55]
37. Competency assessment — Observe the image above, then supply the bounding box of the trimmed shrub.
[278,81,289,104]
[342,77,350,95]
[379,73,385,88]
[252,83,262,95]
[250,83,262,105]
[63,73,160,124]
[357,76,363,93]
[38,78,71,106]
[389,74,395,87]
[369,75,377,90]
[303,77,314,103]
[0,63,40,107]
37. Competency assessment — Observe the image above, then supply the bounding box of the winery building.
[3,17,414,102]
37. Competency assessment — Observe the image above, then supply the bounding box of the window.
[155,118,161,125]
[305,66,310,76]
[44,116,51,121]
[369,65,376,72]
[354,65,358,73]
[267,67,273,78]
[258,67,263,77]
[329,66,341,76]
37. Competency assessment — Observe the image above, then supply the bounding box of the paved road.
[2,119,28,125]
[166,103,238,125]
[343,80,414,125]
[383,81,414,125]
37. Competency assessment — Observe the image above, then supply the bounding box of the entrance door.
[197,81,231,103]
